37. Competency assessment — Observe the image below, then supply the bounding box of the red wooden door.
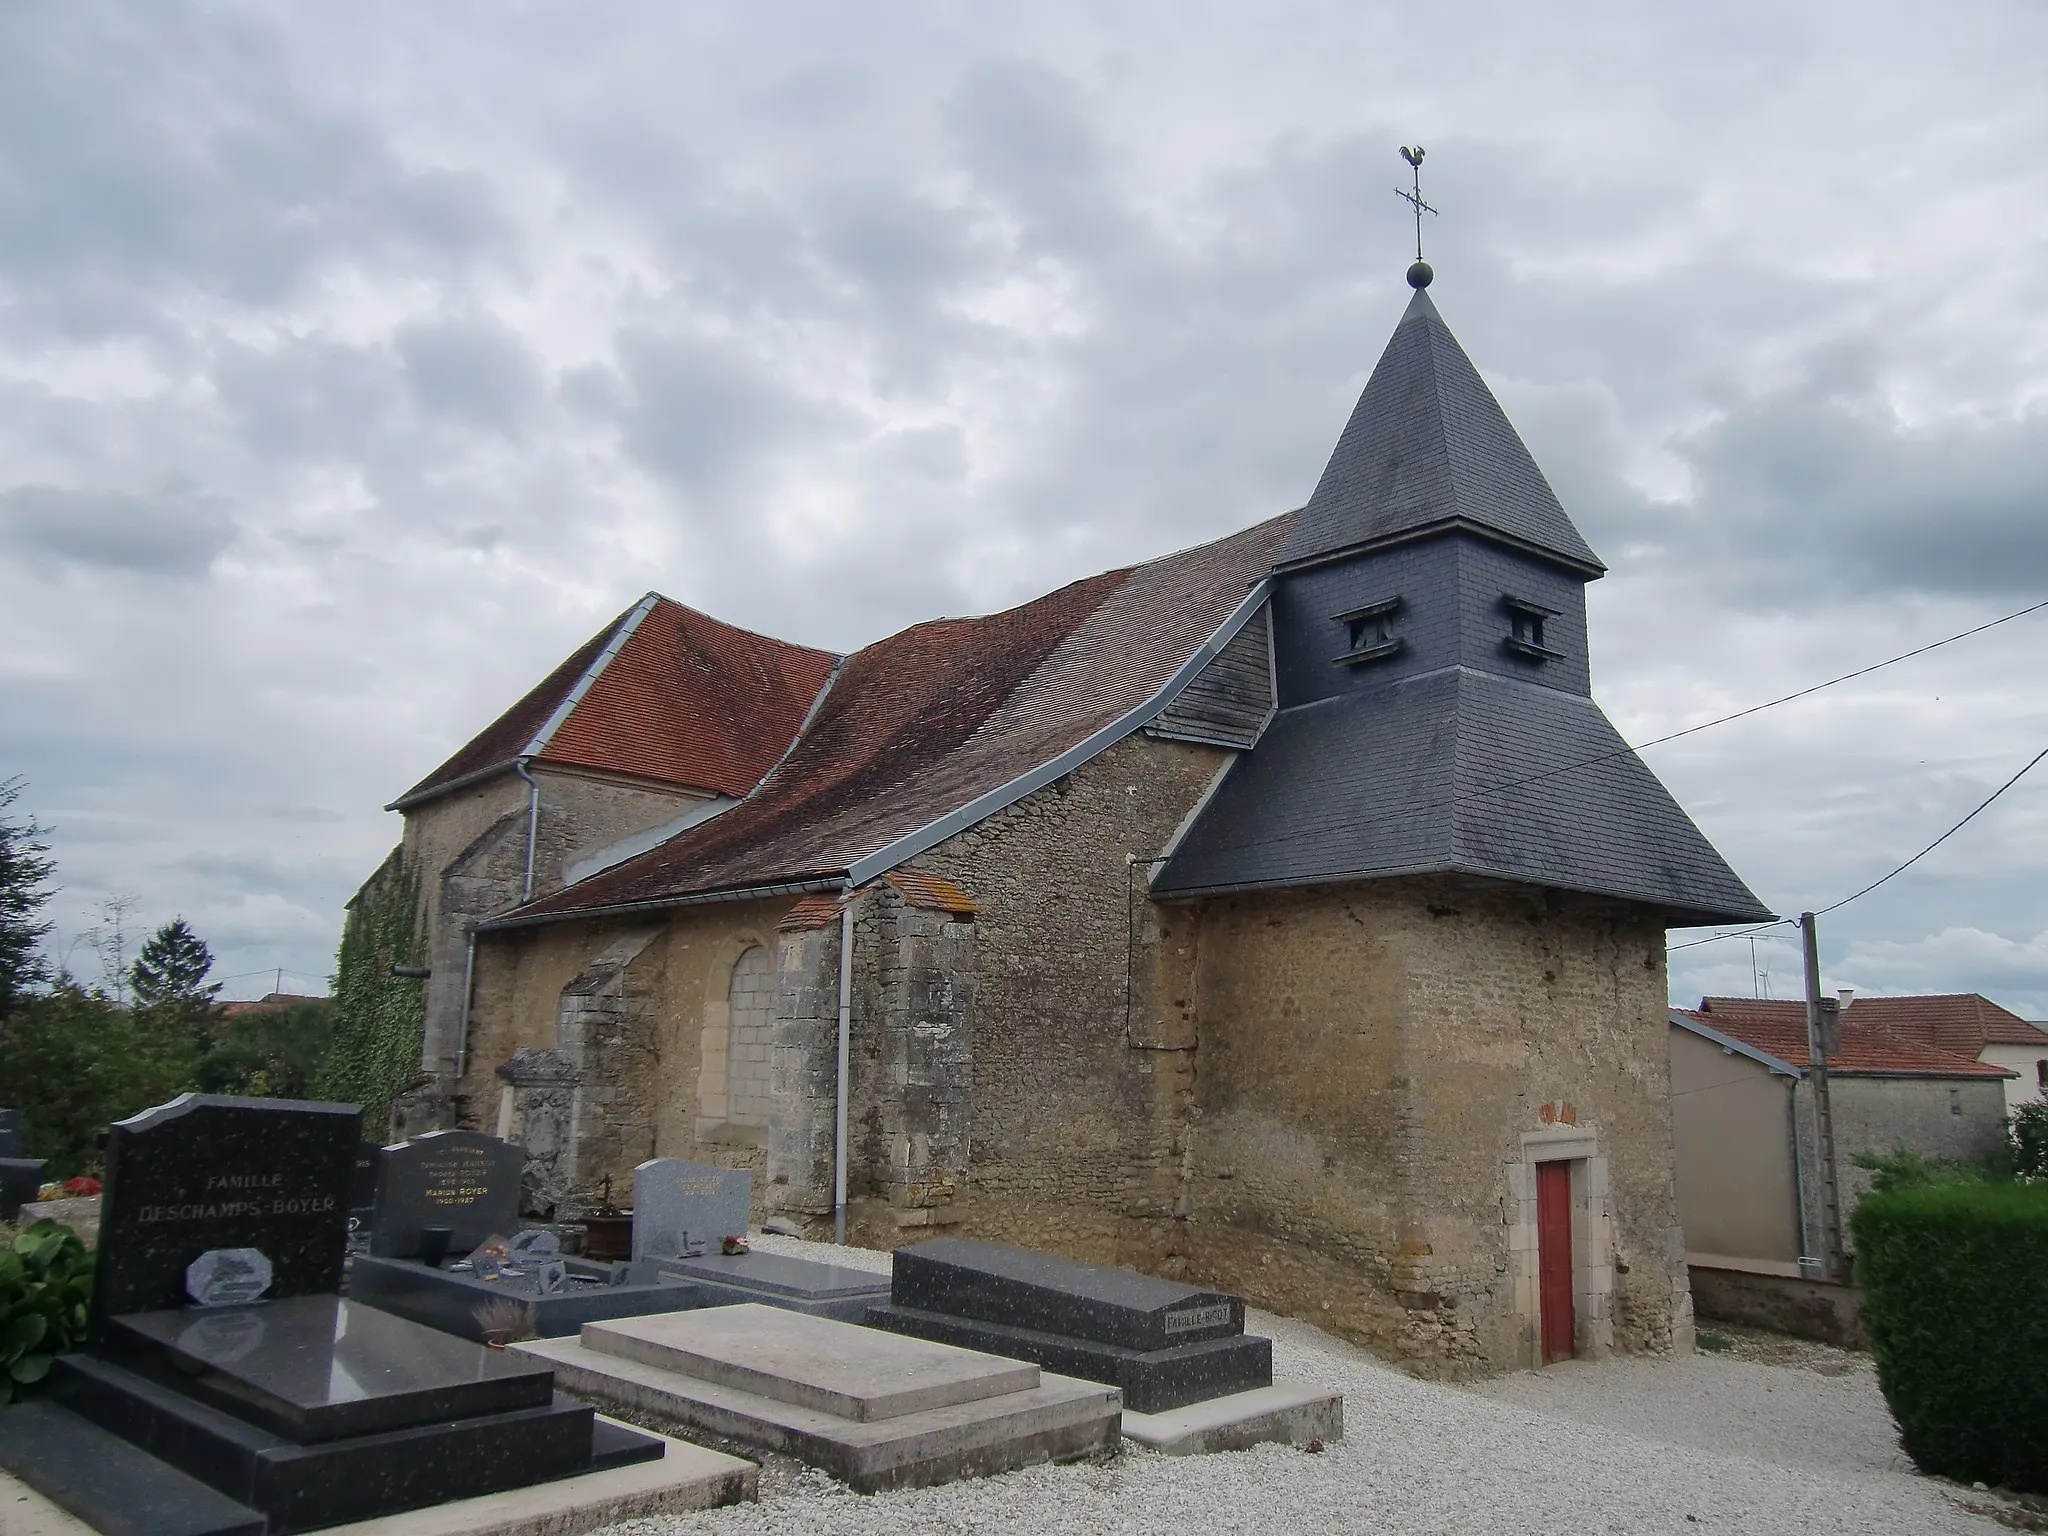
[1536,1160,1575,1364]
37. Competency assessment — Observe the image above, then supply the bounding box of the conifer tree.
[0,776,56,1016]
[131,917,220,1045]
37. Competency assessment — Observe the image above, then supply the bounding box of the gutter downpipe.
[835,889,854,1245]
[454,929,477,1082]
[513,760,540,904]
[1786,1074,1812,1272]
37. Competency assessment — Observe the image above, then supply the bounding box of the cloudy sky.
[2,0,2044,1013]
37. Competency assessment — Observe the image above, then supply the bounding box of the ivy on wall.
[319,847,425,1139]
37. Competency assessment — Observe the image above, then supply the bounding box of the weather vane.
[1395,145,1437,289]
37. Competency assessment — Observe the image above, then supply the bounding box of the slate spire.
[1273,287,1605,577]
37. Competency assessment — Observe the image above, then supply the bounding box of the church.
[366,260,1769,1375]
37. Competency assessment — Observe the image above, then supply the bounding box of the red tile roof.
[777,893,850,932]
[1691,998,2017,1078]
[1794,992,2048,1053]
[501,516,1288,924]
[885,870,978,915]
[393,596,837,808]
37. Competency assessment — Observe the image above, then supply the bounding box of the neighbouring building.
[358,265,1772,1375]
[1669,997,2017,1277]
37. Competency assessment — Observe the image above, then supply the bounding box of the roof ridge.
[519,593,661,759]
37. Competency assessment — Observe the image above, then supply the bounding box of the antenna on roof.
[1396,145,1438,289]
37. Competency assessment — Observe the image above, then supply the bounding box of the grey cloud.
[0,484,234,577]
[397,314,546,435]
[0,3,510,347]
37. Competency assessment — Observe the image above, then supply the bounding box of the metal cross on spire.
[1395,145,1438,289]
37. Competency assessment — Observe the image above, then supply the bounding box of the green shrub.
[0,1219,93,1404]
[0,985,197,1176]
[2012,1101,2048,1181]
[1853,1180,2048,1491]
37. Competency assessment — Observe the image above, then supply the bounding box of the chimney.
[1837,987,1856,1010]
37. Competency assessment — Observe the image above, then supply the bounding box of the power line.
[1813,743,2048,916]
[1670,739,2048,952]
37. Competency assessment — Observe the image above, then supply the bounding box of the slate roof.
[491,518,1286,925]
[1153,664,1773,925]
[391,595,838,809]
[1687,1000,2016,1079]
[1273,288,1604,577]
[1702,994,2048,1057]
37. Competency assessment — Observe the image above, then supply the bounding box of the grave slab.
[891,1237,1244,1350]
[0,1416,749,1536]
[371,1130,525,1260]
[582,1304,1039,1421]
[865,1303,1272,1413]
[1119,1382,1345,1455]
[0,1155,45,1221]
[627,1249,891,1322]
[348,1252,701,1341]
[104,1295,557,1440]
[516,1307,1121,1493]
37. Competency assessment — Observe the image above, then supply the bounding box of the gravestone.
[0,1157,45,1222]
[89,1093,358,1332]
[867,1237,1274,1413]
[370,1128,523,1259]
[0,1092,684,1534]
[347,1140,382,1247]
[632,1157,751,1263]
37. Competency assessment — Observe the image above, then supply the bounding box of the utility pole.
[1801,912,1847,1282]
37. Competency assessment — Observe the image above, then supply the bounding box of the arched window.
[724,944,775,1128]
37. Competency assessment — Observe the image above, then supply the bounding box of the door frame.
[1509,1121,1615,1368]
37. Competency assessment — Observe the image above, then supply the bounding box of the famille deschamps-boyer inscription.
[138,1170,337,1225]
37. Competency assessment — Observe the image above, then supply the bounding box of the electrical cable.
[1669,739,2048,951]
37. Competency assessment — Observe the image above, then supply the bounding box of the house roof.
[1273,287,1605,577]
[490,517,1288,926]
[1668,1008,1802,1078]
[391,595,839,809]
[1791,992,2048,1055]
[1689,998,2017,1079]
[1152,664,1774,925]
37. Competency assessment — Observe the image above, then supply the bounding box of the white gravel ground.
[598,1236,1994,1536]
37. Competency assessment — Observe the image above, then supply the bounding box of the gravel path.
[599,1237,1993,1536]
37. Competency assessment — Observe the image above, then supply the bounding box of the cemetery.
[0,1094,1351,1531]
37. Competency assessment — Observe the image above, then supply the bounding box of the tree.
[131,917,220,1048]
[197,998,335,1100]
[0,776,56,1016]
[0,984,195,1176]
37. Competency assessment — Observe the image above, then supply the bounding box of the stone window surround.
[697,931,775,1147]
[1505,1121,1615,1367]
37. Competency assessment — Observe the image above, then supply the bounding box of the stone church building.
[370,272,1769,1374]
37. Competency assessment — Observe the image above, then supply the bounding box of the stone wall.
[906,734,1235,1260]
[1824,1073,2012,1215]
[1174,875,1682,1376]
[396,763,706,1118]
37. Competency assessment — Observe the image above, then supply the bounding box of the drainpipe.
[1786,1074,1812,1273]
[834,892,854,1245]
[512,759,540,904]
[453,928,478,1082]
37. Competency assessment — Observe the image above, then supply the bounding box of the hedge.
[1852,1179,2048,1491]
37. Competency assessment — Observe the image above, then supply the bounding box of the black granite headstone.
[90,1094,358,1335]
[347,1141,382,1248]
[1,1157,46,1222]
[868,1237,1272,1413]
[370,1129,523,1259]
[0,1105,23,1156]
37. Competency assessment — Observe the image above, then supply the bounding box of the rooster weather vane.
[1395,145,1438,289]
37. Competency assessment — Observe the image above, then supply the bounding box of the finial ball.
[1407,259,1433,290]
